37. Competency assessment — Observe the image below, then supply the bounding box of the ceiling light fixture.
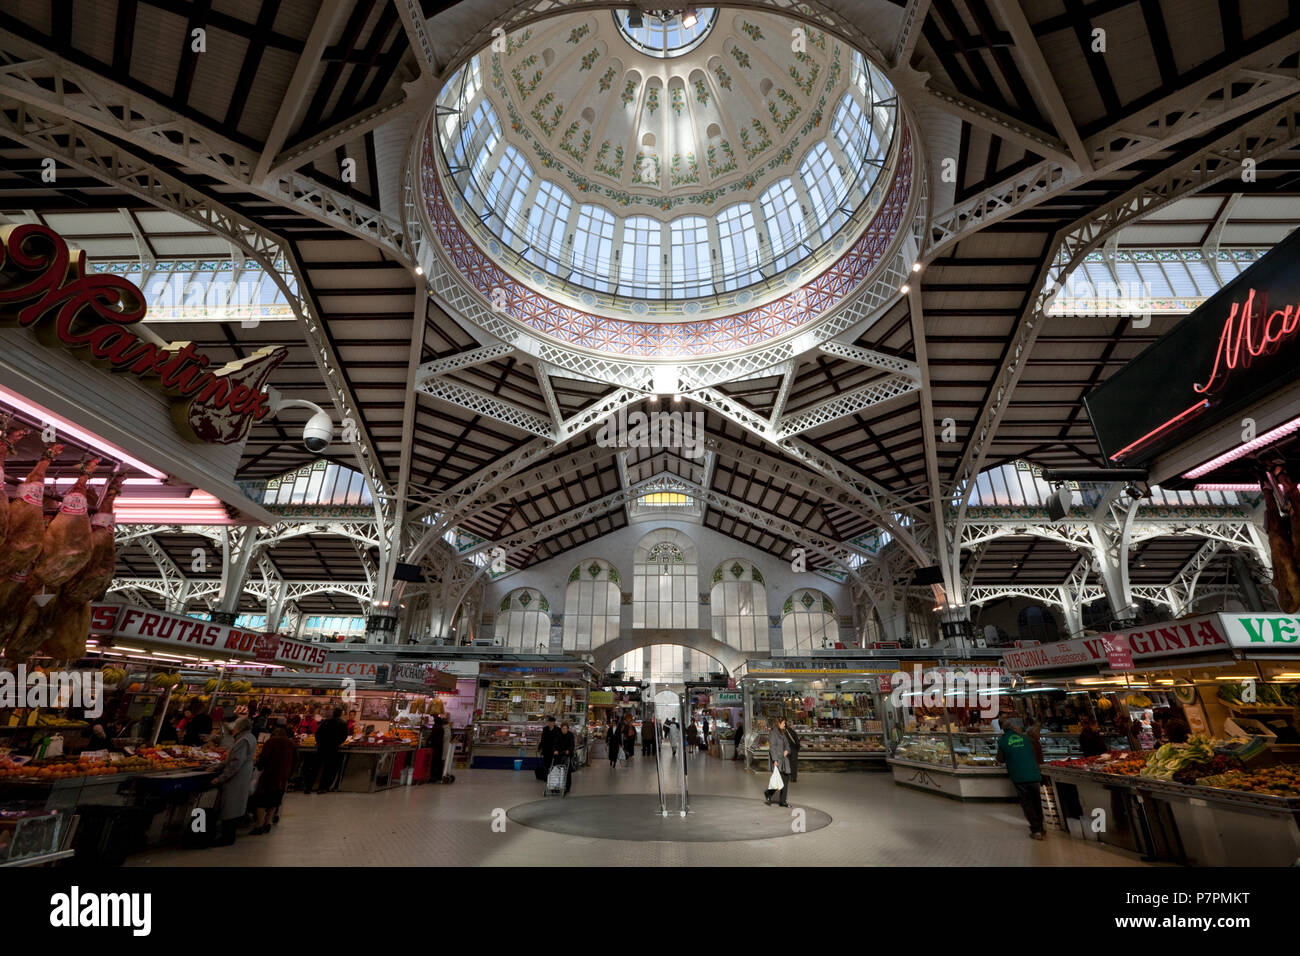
[0,384,168,478]
[900,283,910,294]
[673,394,682,403]
[912,262,921,273]
[1183,413,1300,479]
[415,265,424,276]
[681,6,698,27]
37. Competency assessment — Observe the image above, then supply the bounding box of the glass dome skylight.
[614,8,717,58]
[433,11,899,306]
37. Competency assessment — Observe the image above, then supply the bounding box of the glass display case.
[471,665,593,768]
[740,666,892,770]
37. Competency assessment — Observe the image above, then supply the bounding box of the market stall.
[886,664,1020,800]
[472,660,595,769]
[739,658,896,772]
[1008,611,1300,864]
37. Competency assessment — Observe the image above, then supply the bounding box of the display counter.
[472,661,595,769]
[739,659,896,772]
[1043,763,1300,866]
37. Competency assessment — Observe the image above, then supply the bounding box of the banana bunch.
[150,672,183,689]
[100,666,127,686]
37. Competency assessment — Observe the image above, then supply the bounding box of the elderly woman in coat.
[211,716,256,846]
[763,715,793,808]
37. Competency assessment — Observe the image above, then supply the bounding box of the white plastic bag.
[767,765,784,790]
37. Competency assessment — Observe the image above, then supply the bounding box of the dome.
[420,6,916,358]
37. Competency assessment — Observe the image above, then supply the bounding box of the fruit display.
[149,672,184,689]
[0,744,222,782]
[100,666,127,686]
[1197,764,1300,797]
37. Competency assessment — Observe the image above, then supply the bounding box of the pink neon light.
[1108,400,1210,462]
[1183,413,1300,479]
[1194,483,1262,492]
[0,384,168,478]
[1194,288,1300,395]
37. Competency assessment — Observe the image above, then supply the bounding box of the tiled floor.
[131,752,1149,866]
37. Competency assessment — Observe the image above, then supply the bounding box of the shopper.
[538,716,559,778]
[996,718,1045,840]
[251,724,297,835]
[553,721,576,794]
[701,716,711,747]
[641,717,656,756]
[785,721,801,782]
[685,719,699,751]
[309,707,349,794]
[621,714,636,760]
[605,718,620,768]
[252,706,272,738]
[732,719,744,760]
[764,715,792,808]
[157,713,179,744]
[429,716,447,782]
[668,719,680,757]
[183,701,213,746]
[1078,716,1108,757]
[1164,708,1191,744]
[439,718,456,782]
[211,716,256,847]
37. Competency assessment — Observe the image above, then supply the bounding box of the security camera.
[303,409,334,453]
[267,394,335,454]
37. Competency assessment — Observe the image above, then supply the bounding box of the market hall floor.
[131,754,1147,867]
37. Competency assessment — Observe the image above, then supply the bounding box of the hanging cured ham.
[0,443,60,579]
[0,563,38,656]
[32,457,100,588]
[38,599,91,662]
[61,473,125,605]
[0,423,27,548]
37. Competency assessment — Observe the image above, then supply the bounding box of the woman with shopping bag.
[763,715,793,808]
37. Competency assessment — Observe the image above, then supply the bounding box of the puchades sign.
[0,224,286,445]
[1083,226,1300,467]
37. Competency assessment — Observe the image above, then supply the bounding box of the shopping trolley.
[543,757,570,798]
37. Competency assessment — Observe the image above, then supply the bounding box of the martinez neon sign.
[0,224,286,445]
[1194,287,1300,395]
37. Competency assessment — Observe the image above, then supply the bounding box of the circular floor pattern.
[508,793,832,843]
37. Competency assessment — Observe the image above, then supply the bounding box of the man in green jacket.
[996,718,1045,840]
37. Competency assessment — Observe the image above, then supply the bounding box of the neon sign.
[1194,288,1300,395]
[0,224,286,445]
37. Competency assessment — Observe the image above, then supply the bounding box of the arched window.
[759,178,808,272]
[716,202,762,290]
[799,141,847,243]
[524,180,572,271]
[563,559,622,650]
[610,645,722,682]
[572,204,616,291]
[494,588,551,651]
[633,529,698,629]
[481,145,533,247]
[669,215,711,296]
[782,589,838,651]
[619,215,662,297]
[711,559,768,652]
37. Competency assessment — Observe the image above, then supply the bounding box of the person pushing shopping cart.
[544,720,577,797]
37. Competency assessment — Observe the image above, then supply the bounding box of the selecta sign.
[0,224,287,445]
[1002,612,1300,674]
[90,604,328,667]
[1084,226,1300,467]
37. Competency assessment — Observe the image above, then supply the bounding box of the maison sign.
[0,224,286,445]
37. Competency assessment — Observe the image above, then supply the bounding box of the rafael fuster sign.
[0,224,286,445]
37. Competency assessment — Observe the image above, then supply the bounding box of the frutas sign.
[0,224,286,445]
[90,603,328,667]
